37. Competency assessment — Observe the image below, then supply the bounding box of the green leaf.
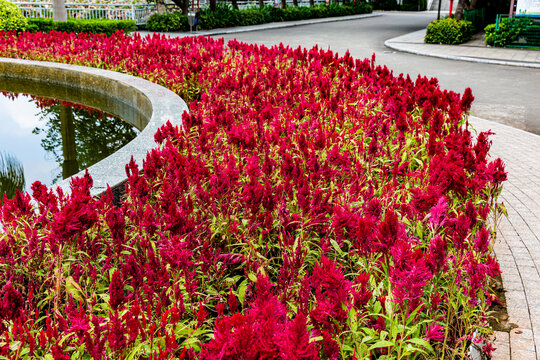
[330,239,344,256]
[237,280,248,305]
[406,338,434,352]
[310,336,323,343]
[9,341,21,351]
[368,340,394,351]
[247,272,257,282]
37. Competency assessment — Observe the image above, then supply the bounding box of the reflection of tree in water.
[0,151,25,203]
[32,100,139,183]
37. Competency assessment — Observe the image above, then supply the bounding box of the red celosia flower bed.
[0,31,507,359]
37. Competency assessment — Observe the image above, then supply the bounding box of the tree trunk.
[210,0,217,11]
[156,0,166,14]
[309,0,314,6]
[281,0,287,9]
[259,0,265,7]
[170,0,189,13]
[181,0,189,14]
[292,0,298,6]
[232,0,239,9]
[53,0,67,21]
[60,105,79,179]
[454,0,470,20]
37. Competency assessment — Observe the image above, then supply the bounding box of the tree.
[156,0,167,14]
[455,0,468,20]
[52,0,67,21]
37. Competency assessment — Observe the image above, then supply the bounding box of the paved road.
[212,12,540,134]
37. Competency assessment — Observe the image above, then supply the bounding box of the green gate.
[494,14,540,48]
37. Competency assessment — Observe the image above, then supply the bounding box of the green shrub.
[425,18,473,44]
[240,8,266,26]
[200,3,243,29]
[26,18,136,35]
[401,0,427,11]
[147,11,188,32]
[0,0,27,32]
[372,0,399,10]
[309,5,328,18]
[260,6,285,23]
[26,18,54,32]
[148,3,372,32]
[484,17,533,46]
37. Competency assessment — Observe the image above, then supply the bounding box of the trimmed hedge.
[145,2,372,32]
[26,18,137,36]
[372,0,426,11]
[0,0,27,32]
[425,18,473,45]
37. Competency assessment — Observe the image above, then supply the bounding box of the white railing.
[14,2,155,25]
[15,0,332,26]
[172,0,328,10]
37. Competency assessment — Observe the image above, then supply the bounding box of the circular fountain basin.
[0,57,188,198]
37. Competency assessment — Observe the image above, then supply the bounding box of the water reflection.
[0,152,25,203]
[0,92,139,193]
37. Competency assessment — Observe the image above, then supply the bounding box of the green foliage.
[484,17,533,46]
[0,152,25,202]
[25,17,54,32]
[425,18,473,44]
[240,8,266,25]
[372,0,426,11]
[0,0,27,32]
[200,3,242,30]
[400,0,427,11]
[145,3,373,32]
[146,11,188,32]
[26,18,136,36]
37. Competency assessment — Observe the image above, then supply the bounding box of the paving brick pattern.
[469,116,540,360]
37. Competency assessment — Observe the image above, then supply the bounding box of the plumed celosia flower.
[487,158,507,185]
[0,30,507,358]
[390,240,432,312]
[427,234,447,274]
[409,185,442,216]
[52,344,71,360]
[310,256,352,334]
[0,281,24,320]
[69,306,91,340]
[460,87,475,112]
[278,312,319,360]
[200,275,316,359]
[425,322,445,342]
[429,197,449,229]
[352,272,372,309]
[108,270,125,310]
[474,227,491,254]
[108,311,127,352]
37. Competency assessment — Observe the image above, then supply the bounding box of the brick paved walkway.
[469,116,540,360]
